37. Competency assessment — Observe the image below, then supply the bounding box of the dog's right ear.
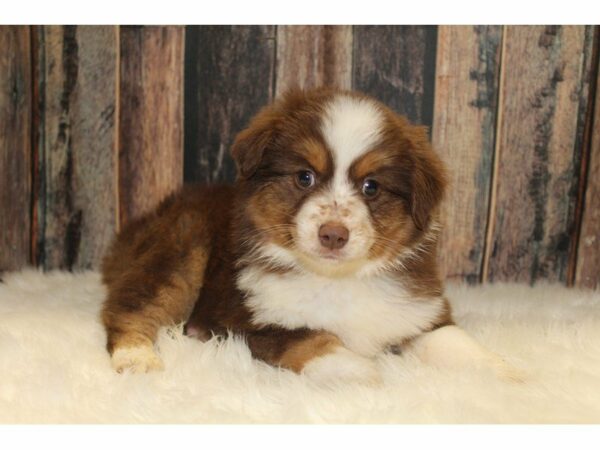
[231,106,278,179]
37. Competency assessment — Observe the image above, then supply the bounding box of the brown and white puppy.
[101,88,518,384]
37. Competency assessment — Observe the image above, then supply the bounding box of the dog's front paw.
[111,345,164,374]
[302,347,382,386]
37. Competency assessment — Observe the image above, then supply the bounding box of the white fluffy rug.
[1,269,599,424]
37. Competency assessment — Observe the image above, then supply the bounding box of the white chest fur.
[237,267,444,357]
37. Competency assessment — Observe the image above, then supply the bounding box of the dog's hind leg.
[102,220,210,374]
[102,246,208,373]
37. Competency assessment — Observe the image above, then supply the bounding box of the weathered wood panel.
[433,26,503,284]
[184,26,276,183]
[352,26,437,127]
[34,26,118,270]
[575,41,600,289]
[119,26,184,226]
[275,25,352,95]
[486,26,595,283]
[0,26,31,272]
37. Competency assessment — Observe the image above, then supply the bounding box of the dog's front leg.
[245,327,382,386]
[407,325,524,382]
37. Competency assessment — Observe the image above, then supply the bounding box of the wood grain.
[485,26,595,283]
[119,26,184,226]
[275,25,352,95]
[575,38,600,289]
[432,26,503,284]
[184,26,276,183]
[34,26,118,270]
[352,26,437,127]
[0,26,31,272]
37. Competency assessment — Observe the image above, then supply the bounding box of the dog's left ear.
[231,106,278,179]
[406,125,447,231]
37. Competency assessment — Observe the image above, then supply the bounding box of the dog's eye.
[295,170,316,189]
[362,178,379,198]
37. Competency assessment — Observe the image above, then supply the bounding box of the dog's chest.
[237,267,443,356]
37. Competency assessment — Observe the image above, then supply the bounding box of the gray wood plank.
[433,26,503,283]
[486,26,595,283]
[352,25,437,128]
[184,25,276,183]
[35,26,118,270]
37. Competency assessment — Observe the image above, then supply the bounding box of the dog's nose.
[319,222,349,250]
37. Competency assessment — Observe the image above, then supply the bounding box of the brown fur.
[101,87,452,372]
[278,332,342,373]
[244,328,343,373]
[101,185,231,353]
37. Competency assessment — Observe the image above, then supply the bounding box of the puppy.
[101,88,518,384]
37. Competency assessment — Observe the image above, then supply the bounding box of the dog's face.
[232,89,446,276]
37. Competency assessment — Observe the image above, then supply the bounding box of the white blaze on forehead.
[290,95,384,269]
[321,95,384,186]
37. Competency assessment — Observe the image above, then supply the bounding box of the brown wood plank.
[184,25,276,183]
[35,26,118,270]
[0,26,31,272]
[352,26,437,127]
[275,25,352,95]
[432,26,503,284]
[119,26,184,226]
[485,26,595,284]
[575,37,600,289]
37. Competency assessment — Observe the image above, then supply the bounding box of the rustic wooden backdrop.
[1,25,599,288]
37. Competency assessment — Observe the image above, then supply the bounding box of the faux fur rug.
[1,269,599,424]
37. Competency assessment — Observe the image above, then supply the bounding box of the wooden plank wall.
[33,26,118,270]
[29,25,183,271]
[432,26,502,283]
[575,32,600,289]
[1,25,599,289]
[184,26,276,183]
[353,26,438,128]
[275,25,352,94]
[485,26,595,284]
[0,26,31,272]
[119,26,184,225]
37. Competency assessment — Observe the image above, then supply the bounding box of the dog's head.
[232,88,447,276]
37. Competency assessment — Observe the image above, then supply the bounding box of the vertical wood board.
[575,37,600,289]
[184,25,276,183]
[275,25,352,95]
[35,26,118,270]
[119,26,184,226]
[352,26,438,128]
[0,26,32,272]
[486,26,595,283]
[433,25,503,283]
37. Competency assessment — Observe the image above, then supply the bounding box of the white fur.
[409,325,525,382]
[254,242,299,269]
[293,189,375,264]
[2,269,600,423]
[321,94,384,180]
[238,266,445,357]
[293,94,385,266]
[111,345,164,373]
[302,347,381,386]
